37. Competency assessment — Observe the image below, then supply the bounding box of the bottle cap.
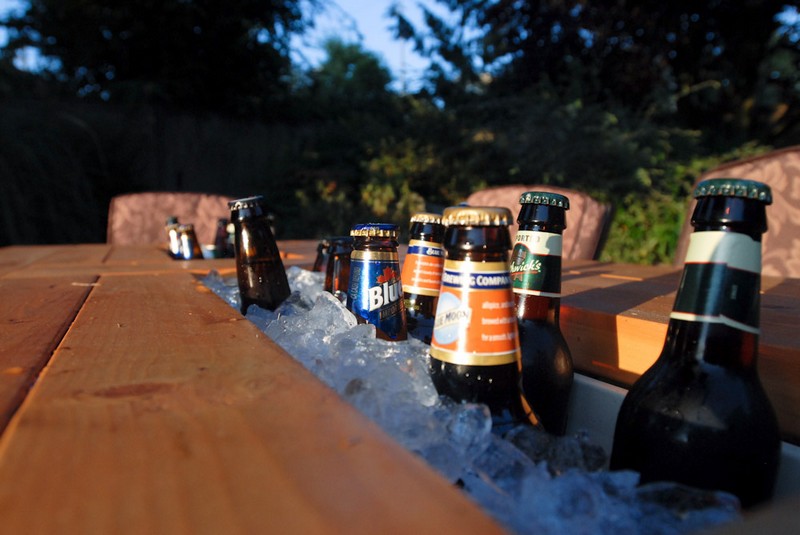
[409,212,443,224]
[228,195,270,219]
[694,178,772,205]
[350,223,399,238]
[442,206,513,226]
[228,195,267,211]
[519,191,570,210]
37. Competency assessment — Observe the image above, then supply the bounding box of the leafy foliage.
[1,0,312,117]
[0,1,798,264]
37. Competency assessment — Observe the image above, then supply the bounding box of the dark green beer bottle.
[511,191,574,436]
[610,178,781,508]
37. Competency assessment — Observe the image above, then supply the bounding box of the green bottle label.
[671,231,761,334]
[509,231,562,297]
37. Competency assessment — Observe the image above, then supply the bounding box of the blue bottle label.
[347,250,406,340]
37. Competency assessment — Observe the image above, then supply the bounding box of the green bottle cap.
[519,191,570,210]
[694,178,772,205]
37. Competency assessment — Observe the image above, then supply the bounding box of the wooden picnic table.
[0,241,797,533]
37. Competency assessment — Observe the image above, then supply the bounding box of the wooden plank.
[0,273,502,534]
[104,244,176,265]
[561,261,800,444]
[30,243,112,265]
[0,276,95,431]
[0,245,82,277]
[0,241,314,280]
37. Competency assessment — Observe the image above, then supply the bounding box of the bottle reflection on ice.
[429,206,538,432]
[610,178,781,509]
[346,224,407,341]
[402,212,445,344]
[228,196,290,315]
[511,191,573,436]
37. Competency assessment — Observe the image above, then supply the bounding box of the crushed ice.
[203,267,741,535]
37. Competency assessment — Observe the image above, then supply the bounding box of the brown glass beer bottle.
[166,216,181,258]
[402,212,445,344]
[312,238,331,272]
[178,224,204,260]
[610,178,781,508]
[429,206,537,432]
[511,191,574,435]
[228,196,291,315]
[213,218,233,258]
[324,236,354,303]
[346,224,407,341]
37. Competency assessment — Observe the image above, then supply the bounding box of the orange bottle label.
[401,239,445,296]
[430,260,519,366]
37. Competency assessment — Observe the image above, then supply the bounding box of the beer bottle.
[178,224,204,260]
[324,236,354,304]
[312,238,331,272]
[347,224,407,341]
[213,218,232,258]
[429,206,537,432]
[166,216,181,258]
[401,212,445,344]
[610,178,781,508]
[228,196,291,314]
[511,191,574,436]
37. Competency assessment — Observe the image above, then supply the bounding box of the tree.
[393,0,800,144]
[0,0,313,117]
[305,38,393,116]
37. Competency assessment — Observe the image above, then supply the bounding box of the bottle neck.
[510,222,563,323]
[443,226,510,262]
[666,195,766,367]
[515,294,560,323]
[409,221,445,244]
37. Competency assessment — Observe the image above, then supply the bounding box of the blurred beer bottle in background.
[166,216,181,258]
[178,224,204,260]
[347,223,407,341]
[213,218,233,258]
[324,236,354,304]
[429,206,537,432]
[402,212,445,344]
[312,238,331,272]
[511,191,573,435]
[229,196,290,315]
[610,178,781,508]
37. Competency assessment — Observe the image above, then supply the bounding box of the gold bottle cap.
[410,212,443,224]
[350,223,399,238]
[442,206,512,226]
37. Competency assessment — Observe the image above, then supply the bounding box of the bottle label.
[430,260,519,365]
[509,231,562,296]
[671,231,761,334]
[401,239,445,296]
[348,250,406,339]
